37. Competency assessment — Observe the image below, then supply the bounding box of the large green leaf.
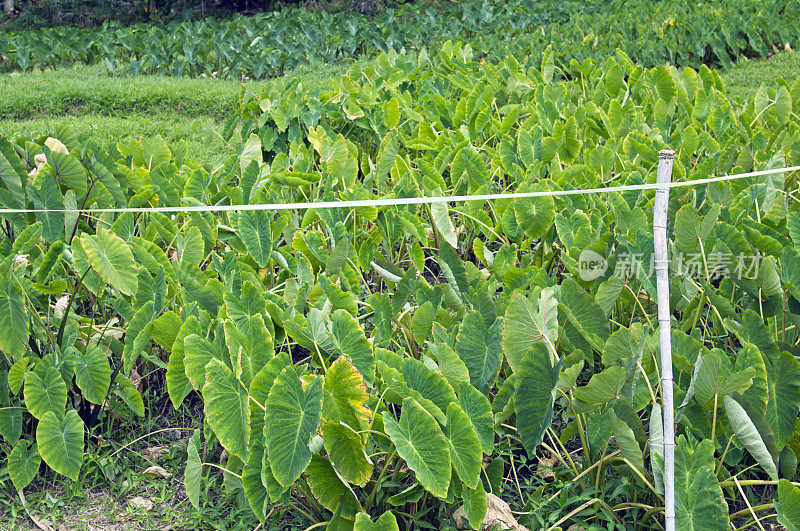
[609,409,646,481]
[457,381,494,454]
[674,436,728,531]
[238,209,273,268]
[461,481,488,530]
[184,430,202,509]
[74,343,111,405]
[331,309,374,385]
[383,397,451,498]
[0,275,28,360]
[203,358,250,463]
[354,511,400,531]
[323,421,373,487]
[776,479,800,530]
[514,343,560,457]
[323,355,372,434]
[24,363,67,420]
[123,300,154,375]
[36,410,84,481]
[8,438,41,491]
[265,366,324,488]
[723,395,778,481]
[558,278,609,351]
[80,227,138,296]
[306,455,359,518]
[242,438,269,521]
[444,402,482,489]
[166,316,200,409]
[455,311,503,390]
[401,357,458,416]
[502,288,558,372]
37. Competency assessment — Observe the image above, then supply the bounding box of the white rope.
[2,165,798,215]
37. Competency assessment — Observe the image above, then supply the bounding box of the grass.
[0,61,358,166]
[721,50,800,102]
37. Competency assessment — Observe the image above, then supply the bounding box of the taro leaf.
[674,436,728,530]
[36,410,84,481]
[382,397,451,498]
[123,301,154,375]
[412,301,434,345]
[331,309,374,386]
[735,311,800,449]
[80,227,137,296]
[444,402,482,489]
[203,358,250,463]
[573,365,626,407]
[322,421,373,487]
[306,455,359,519]
[609,410,646,482]
[0,407,22,444]
[24,364,67,420]
[515,344,561,457]
[354,511,400,531]
[431,200,458,248]
[238,209,272,268]
[177,226,204,266]
[401,357,458,415]
[734,343,768,415]
[265,367,324,488]
[457,381,494,454]
[432,343,469,389]
[323,356,372,434]
[250,353,291,441]
[239,134,262,173]
[8,438,41,491]
[674,203,719,256]
[0,275,28,360]
[650,404,664,495]
[461,481,488,530]
[724,395,778,481]
[692,349,754,408]
[151,311,183,353]
[113,373,144,417]
[513,183,555,240]
[184,430,202,509]
[183,333,225,390]
[502,288,558,372]
[775,479,800,530]
[766,351,800,451]
[74,343,111,405]
[166,316,200,409]
[455,310,503,390]
[438,242,470,305]
[387,483,424,506]
[558,278,609,351]
[243,438,269,521]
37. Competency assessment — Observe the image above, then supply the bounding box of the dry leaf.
[143,465,172,478]
[129,496,154,510]
[537,453,558,482]
[453,493,525,531]
[142,446,170,460]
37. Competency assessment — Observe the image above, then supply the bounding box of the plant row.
[2,42,800,529]
[1,0,799,79]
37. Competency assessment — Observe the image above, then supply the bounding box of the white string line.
[2,165,798,215]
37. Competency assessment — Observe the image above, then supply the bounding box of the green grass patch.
[0,61,358,165]
[721,51,800,102]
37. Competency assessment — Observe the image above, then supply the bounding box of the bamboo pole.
[654,149,675,531]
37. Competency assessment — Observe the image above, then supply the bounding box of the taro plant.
[4,39,800,529]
